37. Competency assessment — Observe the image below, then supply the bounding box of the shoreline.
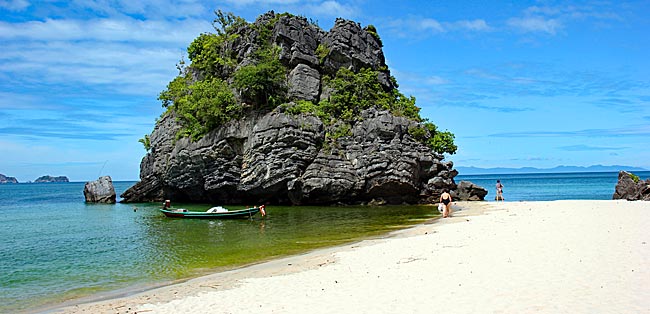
[51,200,649,313]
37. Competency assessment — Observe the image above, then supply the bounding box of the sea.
[455,171,649,201]
[0,171,647,313]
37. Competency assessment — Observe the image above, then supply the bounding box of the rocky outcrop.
[122,107,463,205]
[454,181,488,201]
[613,171,650,201]
[0,173,19,184]
[34,175,69,183]
[84,176,116,203]
[121,12,484,205]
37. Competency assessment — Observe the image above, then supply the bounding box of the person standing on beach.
[440,189,452,218]
[495,180,504,201]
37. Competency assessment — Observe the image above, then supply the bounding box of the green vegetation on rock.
[155,10,456,155]
[138,134,151,151]
[232,45,287,109]
[364,24,383,47]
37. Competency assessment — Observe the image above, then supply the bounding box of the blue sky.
[1,0,648,182]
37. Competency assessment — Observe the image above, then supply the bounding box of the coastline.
[51,200,650,313]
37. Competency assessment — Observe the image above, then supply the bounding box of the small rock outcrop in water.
[0,173,19,184]
[84,176,117,203]
[34,175,69,183]
[121,12,486,205]
[613,171,650,201]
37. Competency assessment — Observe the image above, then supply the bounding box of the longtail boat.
[159,201,266,219]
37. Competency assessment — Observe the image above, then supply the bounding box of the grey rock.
[454,181,488,201]
[84,176,116,203]
[613,171,650,201]
[122,106,473,205]
[35,175,69,183]
[288,64,320,101]
[0,173,18,184]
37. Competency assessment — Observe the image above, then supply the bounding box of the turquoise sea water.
[0,182,436,313]
[456,171,650,201]
[1,171,647,313]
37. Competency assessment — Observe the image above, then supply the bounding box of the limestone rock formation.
[84,176,117,203]
[613,171,650,201]
[122,106,463,205]
[121,12,484,205]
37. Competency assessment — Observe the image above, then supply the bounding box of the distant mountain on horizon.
[456,165,648,175]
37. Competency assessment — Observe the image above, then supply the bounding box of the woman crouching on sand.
[440,189,452,218]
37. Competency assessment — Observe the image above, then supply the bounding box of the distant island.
[34,175,70,183]
[456,165,648,175]
[0,173,19,184]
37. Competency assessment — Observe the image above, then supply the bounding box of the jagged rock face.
[225,12,392,104]
[122,108,459,205]
[121,12,471,205]
[84,176,116,203]
[288,109,436,205]
[288,64,320,101]
[613,171,650,201]
[272,14,324,68]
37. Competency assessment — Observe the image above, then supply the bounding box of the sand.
[54,200,650,314]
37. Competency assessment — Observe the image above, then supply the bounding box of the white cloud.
[383,16,494,38]
[0,17,211,44]
[426,76,449,85]
[0,13,214,97]
[305,0,356,18]
[0,0,29,11]
[222,0,301,5]
[67,0,206,18]
[419,18,445,32]
[507,16,562,35]
[1,40,183,96]
[450,19,492,32]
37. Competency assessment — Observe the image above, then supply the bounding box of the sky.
[1,0,649,182]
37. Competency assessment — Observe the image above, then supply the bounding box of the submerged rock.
[84,176,116,203]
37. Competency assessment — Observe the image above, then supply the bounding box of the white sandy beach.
[56,200,650,314]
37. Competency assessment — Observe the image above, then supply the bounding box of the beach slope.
[58,200,650,313]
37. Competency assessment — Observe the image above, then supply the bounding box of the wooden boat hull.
[160,207,260,219]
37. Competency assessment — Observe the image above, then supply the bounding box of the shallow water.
[0,182,436,313]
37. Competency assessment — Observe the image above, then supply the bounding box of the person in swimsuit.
[440,189,452,218]
[496,180,504,201]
